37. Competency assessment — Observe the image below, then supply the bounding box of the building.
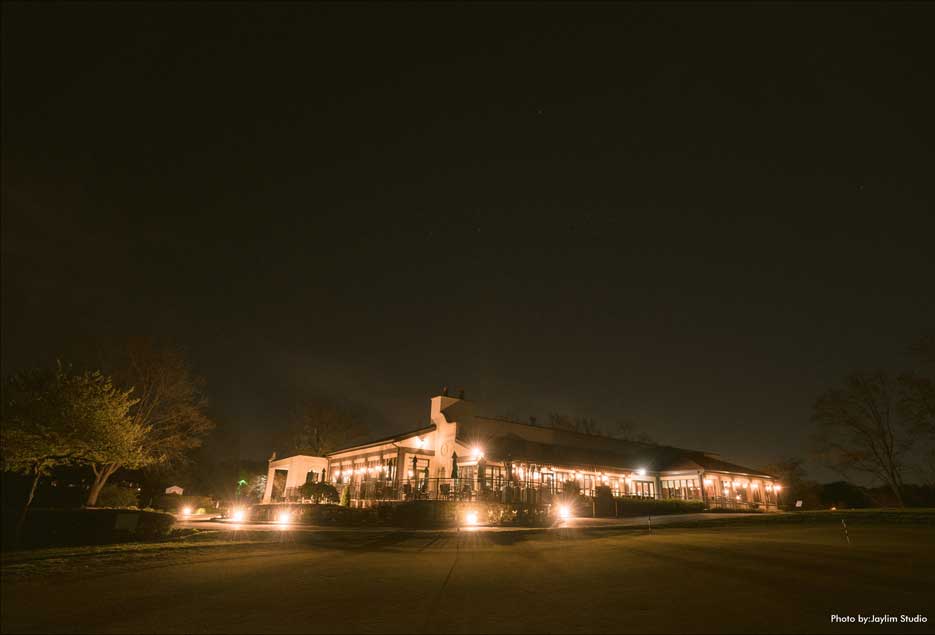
[263,394,781,510]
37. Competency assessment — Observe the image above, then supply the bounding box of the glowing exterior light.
[471,446,484,460]
[703,479,713,486]
[465,511,479,526]
[181,507,192,517]
[558,504,572,520]
[773,485,782,492]
[231,508,246,522]
[414,437,425,449]
[637,468,647,477]
[277,511,292,525]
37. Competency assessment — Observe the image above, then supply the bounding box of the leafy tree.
[1,364,144,535]
[290,400,367,456]
[87,338,216,506]
[812,371,916,506]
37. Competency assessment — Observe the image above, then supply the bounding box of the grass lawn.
[2,515,933,633]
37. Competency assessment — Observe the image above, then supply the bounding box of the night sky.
[2,3,933,478]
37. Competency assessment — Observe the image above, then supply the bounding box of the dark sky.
[2,3,933,478]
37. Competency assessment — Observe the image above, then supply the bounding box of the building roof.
[660,453,775,478]
[458,416,775,478]
[325,424,434,457]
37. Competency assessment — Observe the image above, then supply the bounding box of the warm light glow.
[181,507,192,517]
[751,482,758,489]
[637,468,647,477]
[558,504,572,520]
[277,511,292,525]
[231,508,246,522]
[703,479,713,486]
[773,484,782,492]
[465,511,479,526]
[471,446,484,460]
[414,437,425,449]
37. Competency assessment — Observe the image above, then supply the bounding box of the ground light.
[277,510,292,525]
[558,504,572,520]
[180,506,192,517]
[464,511,479,526]
[231,508,246,522]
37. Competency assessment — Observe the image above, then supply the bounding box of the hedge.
[2,508,176,549]
[612,497,706,517]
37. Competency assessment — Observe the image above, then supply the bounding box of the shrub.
[96,484,140,508]
[594,486,615,517]
[614,497,705,516]
[299,481,339,503]
[340,485,351,507]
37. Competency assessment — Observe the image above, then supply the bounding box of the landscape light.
[278,511,292,525]
[465,511,479,526]
[181,506,192,517]
[231,508,246,522]
[558,504,572,520]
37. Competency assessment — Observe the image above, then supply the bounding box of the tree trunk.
[887,477,905,508]
[85,464,119,506]
[15,465,42,546]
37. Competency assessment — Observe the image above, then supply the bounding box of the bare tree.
[290,400,368,456]
[546,413,655,443]
[547,413,602,435]
[899,334,935,437]
[612,419,657,444]
[812,371,912,507]
[86,338,216,506]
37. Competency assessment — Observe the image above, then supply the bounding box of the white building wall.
[262,455,329,503]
